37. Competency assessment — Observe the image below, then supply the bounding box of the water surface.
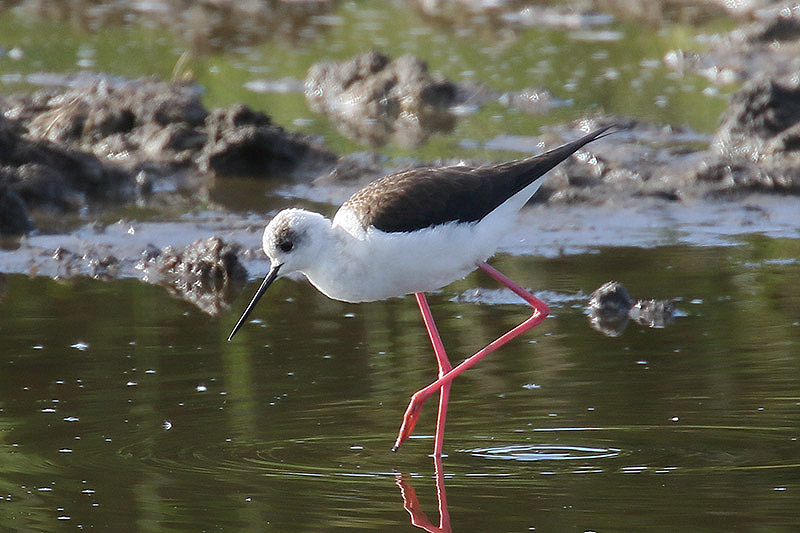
[1,240,798,531]
[1,1,799,531]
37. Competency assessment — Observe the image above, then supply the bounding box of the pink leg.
[415,293,452,457]
[393,262,550,452]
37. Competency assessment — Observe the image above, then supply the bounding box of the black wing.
[341,126,614,233]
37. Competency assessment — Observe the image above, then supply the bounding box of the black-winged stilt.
[228,125,615,455]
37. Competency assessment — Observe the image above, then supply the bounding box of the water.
[1,1,800,530]
[1,241,799,531]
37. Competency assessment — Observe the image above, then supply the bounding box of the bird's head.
[261,208,331,276]
[228,208,331,341]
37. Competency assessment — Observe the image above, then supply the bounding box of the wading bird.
[228,125,614,455]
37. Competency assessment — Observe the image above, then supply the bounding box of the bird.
[227,125,615,456]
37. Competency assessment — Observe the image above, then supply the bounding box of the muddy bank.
[1,68,798,216]
[4,26,800,235]
[0,77,335,234]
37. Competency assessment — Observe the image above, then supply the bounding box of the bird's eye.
[279,240,293,253]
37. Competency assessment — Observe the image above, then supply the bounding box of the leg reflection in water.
[395,455,451,533]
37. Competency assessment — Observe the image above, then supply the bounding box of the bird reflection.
[395,455,451,533]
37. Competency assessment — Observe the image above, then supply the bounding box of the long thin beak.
[227,263,281,341]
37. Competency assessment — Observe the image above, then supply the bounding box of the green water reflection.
[1,241,798,531]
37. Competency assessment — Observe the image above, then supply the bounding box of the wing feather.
[340,126,614,233]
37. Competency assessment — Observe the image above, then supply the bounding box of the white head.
[228,208,332,340]
[261,208,332,275]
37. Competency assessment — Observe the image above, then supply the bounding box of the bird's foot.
[392,393,428,452]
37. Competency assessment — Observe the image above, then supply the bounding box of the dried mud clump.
[149,236,248,316]
[715,75,800,162]
[0,113,129,233]
[0,179,32,235]
[700,75,800,194]
[5,78,335,178]
[305,50,458,148]
[0,77,338,231]
[199,104,336,177]
[587,281,677,337]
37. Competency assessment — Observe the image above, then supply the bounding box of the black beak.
[227,263,281,341]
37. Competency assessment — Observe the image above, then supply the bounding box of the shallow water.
[2,1,800,531]
[2,240,799,531]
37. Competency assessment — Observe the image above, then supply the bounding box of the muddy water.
[2,240,799,531]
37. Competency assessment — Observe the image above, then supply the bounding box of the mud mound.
[305,50,458,148]
[147,236,248,316]
[0,77,337,233]
[587,281,677,337]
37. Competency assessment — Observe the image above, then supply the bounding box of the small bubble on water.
[71,342,89,351]
[196,384,207,392]
[162,420,172,431]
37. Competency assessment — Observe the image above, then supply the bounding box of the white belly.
[302,219,508,302]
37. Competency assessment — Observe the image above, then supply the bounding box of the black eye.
[279,240,293,253]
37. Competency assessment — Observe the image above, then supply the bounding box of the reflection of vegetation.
[0,415,55,517]
[0,240,799,528]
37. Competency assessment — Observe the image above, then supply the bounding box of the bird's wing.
[339,126,615,233]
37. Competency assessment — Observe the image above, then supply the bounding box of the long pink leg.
[393,262,550,452]
[415,293,452,457]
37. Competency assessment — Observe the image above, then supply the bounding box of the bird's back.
[340,125,614,234]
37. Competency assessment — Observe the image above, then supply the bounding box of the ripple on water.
[110,424,800,483]
[459,444,622,462]
[116,434,400,482]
